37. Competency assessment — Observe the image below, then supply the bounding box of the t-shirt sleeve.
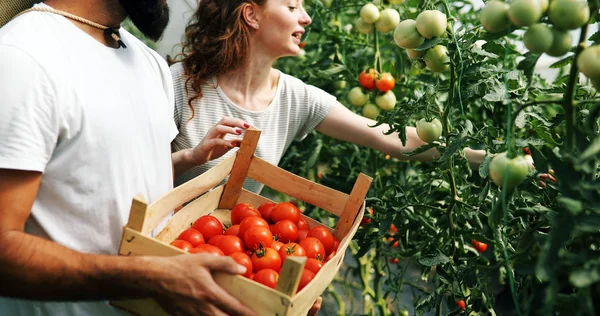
[295,84,336,141]
[170,62,185,130]
[0,45,58,172]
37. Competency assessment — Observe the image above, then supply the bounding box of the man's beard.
[119,0,170,41]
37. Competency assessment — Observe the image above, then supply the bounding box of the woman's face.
[254,0,312,59]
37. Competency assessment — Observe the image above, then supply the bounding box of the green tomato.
[348,87,368,107]
[406,48,425,60]
[355,18,374,34]
[388,0,405,3]
[548,0,590,30]
[480,0,510,33]
[375,8,400,33]
[375,90,396,111]
[362,103,381,119]
[508,0,543,27]
[416,118,442,143]
[360,3,380,24]
[393,19,425,49]
[333,80,347,90]
[577,45,600,80]
[545,28,572,57]
[424,45,450,72]
[489,152,530,189]
[538,0,549,13]
[399,310,409,316]
[415,10,447,39]
[523,23,553,53]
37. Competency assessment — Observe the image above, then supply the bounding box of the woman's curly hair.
[179,0,265,119]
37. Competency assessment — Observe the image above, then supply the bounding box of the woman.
[170,0,484,193]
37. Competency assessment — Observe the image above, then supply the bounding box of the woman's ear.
[242,3,260,30]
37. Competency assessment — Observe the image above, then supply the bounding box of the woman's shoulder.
[170,62,185,79]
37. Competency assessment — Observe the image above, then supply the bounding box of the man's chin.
[119,0,170,41]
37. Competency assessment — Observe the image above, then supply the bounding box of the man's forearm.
[0,230,158,301]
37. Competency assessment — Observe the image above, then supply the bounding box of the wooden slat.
[214,273,290,316]
[126,194,148,232]
[276,256,307,296]
[333,173,372,240]
[140,155,236,235]
[154,185,225,243]
[119,227,186,257]
[247,157,349,217]
[219,128,261,210]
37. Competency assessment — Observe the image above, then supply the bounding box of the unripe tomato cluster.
[393,10,449,73]
[348,69,397,119]
[480,0,590,57]
[578,45,600,89]
[356,3,400,34]
[169,201,340,292]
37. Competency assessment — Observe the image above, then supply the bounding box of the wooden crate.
[112,127,372,316]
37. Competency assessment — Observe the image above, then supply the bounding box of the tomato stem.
[441,0,465,114]
[564,23,589,154]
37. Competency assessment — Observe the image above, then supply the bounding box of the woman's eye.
[288,6,297,11]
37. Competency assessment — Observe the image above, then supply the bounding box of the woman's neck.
[217,56,279,111]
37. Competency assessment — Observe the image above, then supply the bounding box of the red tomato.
[299,237,326,261]
[297,269,316,293]
[304,258,324,274]
[361,208,374,226]
[238,216,269,240]
[270,202,301,224]
[391,240,399,248]
[390,258,399,264]
[359,69,377,90]
[192,215,223,241]
[216,235,245,255]
[229,252,253,278]
[456,300,466,310]
[170,239,193,252]
[258,202,277,223]
[230,203,260,225]
[307,226,335,255]
[297,217,309,231]
[298,41,307,48]
[375,72,395,93]
[272,220,299,243]
[271,240,285,252]
[177,228,205,248]
[208,234,225,247]
[244,226,274,250]
[253,269,279,289]
[325,249,337,262]
[332,238,340,252]
[224,224,240,236]
[298,228,309,241]
[278,242,306,261]
[389,224,398,235]
[251,247,282,272]
[190,244,224,256]
[471,240,488,253]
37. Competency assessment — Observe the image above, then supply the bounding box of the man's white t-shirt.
[170,62,335,193]
[0,4,178,315]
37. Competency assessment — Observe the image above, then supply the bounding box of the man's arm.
[0,168,255,315]
[315,102,485,168]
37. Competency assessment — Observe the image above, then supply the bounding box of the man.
[0,0,256,315]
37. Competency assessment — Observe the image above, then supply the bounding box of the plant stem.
[441,0,465,114]
[443,54,459,255]
[374,30,382,74]
[564,23,589,153]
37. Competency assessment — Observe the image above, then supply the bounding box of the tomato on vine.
[358,69,377,90]
[489,152,530,189]
[456,300,466,311]
[375,72,395,93]
[471,239,488,253]
[416,118,442,143]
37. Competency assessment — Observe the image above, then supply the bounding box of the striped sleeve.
[295,83,336,141]
[170,62,185,129]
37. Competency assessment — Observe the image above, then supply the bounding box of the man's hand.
[190,117,250,164]
[153,254,256,316]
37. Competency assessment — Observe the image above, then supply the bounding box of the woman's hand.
[190,117,250,165]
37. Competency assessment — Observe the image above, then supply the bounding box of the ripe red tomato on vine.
[375,72,395,93]
[359,69,377,90]
[471,239,488,253]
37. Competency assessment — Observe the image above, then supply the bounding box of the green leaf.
[550,55,575,69]
[479,154,491,178]
[515,110,528,128]
[483,84,507,102]
[588,30,600,45]
[404,143,437,157]
[536,213,575,281]
[439,136,467,162]
[415,288,442,316]
[478,181,491,202]
[517,52,542,82]
[557,196,583,216]
[418,252,450,266]
[578,134,600,162]
[529,145,548,173]
[415,37,444,52]
[472,46,499,58]
[570,265,600,288]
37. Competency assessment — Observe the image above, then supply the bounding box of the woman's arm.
[315,102,485,167]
